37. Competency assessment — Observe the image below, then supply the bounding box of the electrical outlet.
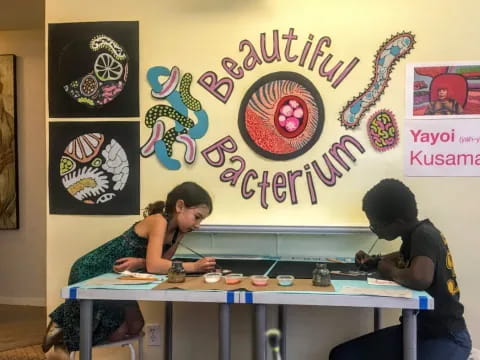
[146,323,161,346]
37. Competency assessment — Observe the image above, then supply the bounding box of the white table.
[62,276,433,360]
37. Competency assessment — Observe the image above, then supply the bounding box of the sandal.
[42,320,64,353]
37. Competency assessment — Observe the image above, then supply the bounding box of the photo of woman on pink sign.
[411,64,480,117]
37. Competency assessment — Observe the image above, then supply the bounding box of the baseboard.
[0,296,46,306]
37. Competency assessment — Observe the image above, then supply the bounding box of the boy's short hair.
[362,179,418,223]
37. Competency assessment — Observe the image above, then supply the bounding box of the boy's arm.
[381,251,401,262]
[356,251,401,270]
[378,256,434,290]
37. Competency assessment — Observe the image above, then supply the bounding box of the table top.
[61,273,434,311]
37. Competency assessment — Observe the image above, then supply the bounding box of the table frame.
[63,284,432,360]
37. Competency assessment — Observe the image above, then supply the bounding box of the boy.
[329,179,471,360]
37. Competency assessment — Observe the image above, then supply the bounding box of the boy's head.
[362,179,418,240]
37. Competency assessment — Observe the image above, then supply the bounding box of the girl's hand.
[113,257,146,273]
[193,257,216,273]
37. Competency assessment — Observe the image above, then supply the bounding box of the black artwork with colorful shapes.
[49,121,139,215]
[48,21,139,117]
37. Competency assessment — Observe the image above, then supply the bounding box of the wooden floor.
[0,345,45,360]
[0,305,46,360]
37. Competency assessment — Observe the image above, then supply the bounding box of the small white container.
[276,275,294,286]
[204,272,222,283]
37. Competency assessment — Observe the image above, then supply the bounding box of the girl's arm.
[144,218,215,274]
[144,217,176,274]
[162,234,216,273]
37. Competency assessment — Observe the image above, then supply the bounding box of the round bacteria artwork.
[59,133,130,205]
[238,72,325,160]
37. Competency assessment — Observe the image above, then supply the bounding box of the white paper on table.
[119,270,158,279]
[84,277,155,286]
[367,277,399,286]
[340,286,413,298]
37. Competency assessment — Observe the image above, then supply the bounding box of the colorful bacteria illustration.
[340,32,415,129]
[238,72,324,160]
[60,133,130,204]
[63,34,128,107]
[141,65,208,170]
[366,109,399,152]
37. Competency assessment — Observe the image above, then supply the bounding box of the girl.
[43,181,216,353]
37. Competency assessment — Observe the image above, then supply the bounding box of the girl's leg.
[107,302,144,342]
[125,303,145,336]
[107,321,130,342]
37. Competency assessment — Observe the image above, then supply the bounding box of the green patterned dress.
[49,222,176,351]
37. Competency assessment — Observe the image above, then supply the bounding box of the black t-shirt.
[400,219,466,337]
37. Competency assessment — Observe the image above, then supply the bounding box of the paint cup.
[224,273,243,285]
[251,275,269,286]
[276,275,294,286]
[204,272,222,283]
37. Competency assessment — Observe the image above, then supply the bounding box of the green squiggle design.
[179,73,202,111]
[144,104,195,128]
[162,127,188,157]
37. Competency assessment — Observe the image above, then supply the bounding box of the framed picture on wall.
[48,21,139,118]
[49,121,140,215]
[0,54,19,229]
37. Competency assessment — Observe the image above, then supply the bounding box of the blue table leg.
[79,299,93,360]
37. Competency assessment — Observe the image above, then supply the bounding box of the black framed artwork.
[48,21,139,118]
[49,121,140,215]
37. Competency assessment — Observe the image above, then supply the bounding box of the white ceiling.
[0,0,44,31]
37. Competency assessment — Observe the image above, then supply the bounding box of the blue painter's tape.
[227,291,234,304]
[419,296,428,310]
[69,287,78,299]
[245,291,253,304]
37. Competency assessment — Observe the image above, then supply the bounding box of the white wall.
[0,29,46,306]
[45,0,480,358]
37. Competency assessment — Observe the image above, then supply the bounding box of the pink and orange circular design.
[238,72,325,160]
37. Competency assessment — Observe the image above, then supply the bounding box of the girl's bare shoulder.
[135,214,167,237]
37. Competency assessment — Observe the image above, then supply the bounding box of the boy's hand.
[355,250,380,271]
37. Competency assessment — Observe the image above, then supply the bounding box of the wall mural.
[339,32,415,129]
[366,109,399,152]
[140,66,209,170]
[238,72,324,160]
[194,29,415,209]
[49,122,139,214]
[48,21,139,118]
